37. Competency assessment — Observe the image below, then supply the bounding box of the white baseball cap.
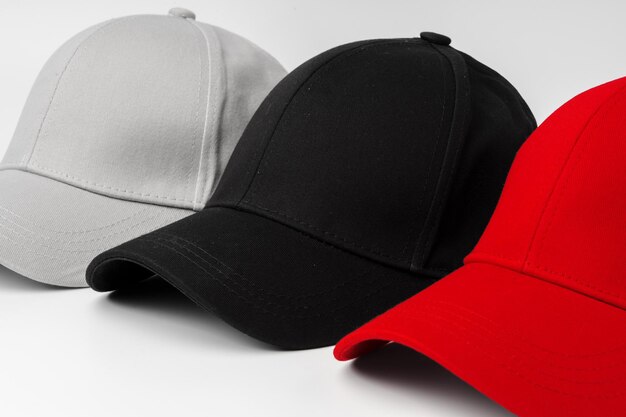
[0,8,286,287]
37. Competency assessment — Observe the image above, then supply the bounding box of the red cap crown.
[467,77,626,309]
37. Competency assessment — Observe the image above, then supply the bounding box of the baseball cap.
[87,33,536,349]
[0,9,286,287]
[335,77,626,415]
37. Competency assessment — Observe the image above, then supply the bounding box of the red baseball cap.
[334,76,626,416]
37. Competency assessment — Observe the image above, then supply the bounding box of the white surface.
[0,1,624,416]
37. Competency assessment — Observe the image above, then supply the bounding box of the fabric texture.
[0,12,286,287]
[87,207,435,348]
[335,76,626,416]
[1,14,286,209]
[88,34,536,348]
[0,170,191,287]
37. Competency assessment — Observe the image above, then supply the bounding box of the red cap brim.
[334,262,626,417]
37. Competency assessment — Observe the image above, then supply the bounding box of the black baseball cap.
[87,32,536,349]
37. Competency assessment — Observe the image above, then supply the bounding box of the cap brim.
[0,169,192,287]
[87,206,436,349]
[334,262,626,416]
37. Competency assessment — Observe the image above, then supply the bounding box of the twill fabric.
[335,76,626,416]
[89,35,535,349]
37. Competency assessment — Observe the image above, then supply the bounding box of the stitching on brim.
[0,254,77,286]
[409,304,626,397]
[0,204,148,235]
[387,314,623,399]
[428,299,626,369]
[142,234,398,319]
[154,232,377,301]
[0,210,163,251]
[362,307,626,400]
[0,230,78,263]
[148,233,381,303]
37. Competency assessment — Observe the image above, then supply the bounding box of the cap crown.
[467,77,626,309]
[210,38,535,276]
[1,14,285,210]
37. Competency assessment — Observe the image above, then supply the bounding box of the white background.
[0,1,624,416]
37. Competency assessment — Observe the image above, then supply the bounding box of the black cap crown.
[210,35,536,276]
[89,34,536,349]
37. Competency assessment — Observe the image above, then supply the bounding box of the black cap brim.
[87,207,435,349]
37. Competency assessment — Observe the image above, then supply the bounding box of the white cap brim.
[0,169,192,287]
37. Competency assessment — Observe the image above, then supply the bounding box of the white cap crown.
[1,12,286,210]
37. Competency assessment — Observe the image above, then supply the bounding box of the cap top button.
[420,32,452,46]
[168,7,196,20]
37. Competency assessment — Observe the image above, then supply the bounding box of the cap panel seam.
[246,40,412,200]
[181,19,205,208]
[410,42,472,271]
[24,18,122,168]
[206,203,444,278]
[26,163,195,203]
[407,44,449,264]
[188,20,225,209]
[522,83,626,270]
[242,40,429,267]
[460,52,536,129]
[26,16,201,207]
[467,252,626,309]
[398,45,448,260]
[408,43,455,268]
[239,201,409,262]
[236,39,405,207]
